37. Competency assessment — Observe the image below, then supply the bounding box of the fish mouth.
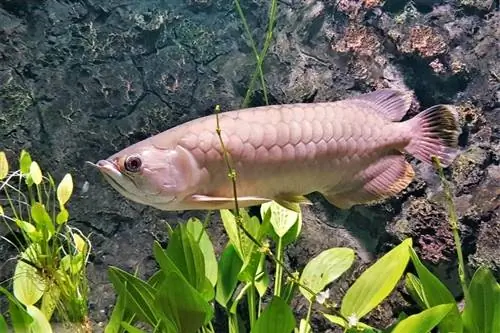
[89,160,134,197]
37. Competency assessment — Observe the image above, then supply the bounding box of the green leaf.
[322,314,347,327]
[299,247,355,301]
[107,267,160,327]
[19,150,32,175]
[57,173,73,207]
[0,286,33,332]
[186,217,218,287]
[106,294,129,333]
[215,244,243,308]
[462,266,500,333]
[40,284,60,321]
[26,305,53,333]
[31,203,55,239]
[220,209,261,259]
[251,296,296,333]
[29,162,43,185]
[0,151,8,180]
[155,270,214,333]
[13,245,46,306]
[261,201,299,238]
[341,238,412,321]
[164,224,213,301]
[120,322,148,333]
[56,208,69,225]
[0,314,7,333]
[405,273,427,309]
[409,247,463,333]
[391,303,454,333]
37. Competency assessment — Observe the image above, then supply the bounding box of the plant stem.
[273,237,283,296]
[247,283,257,328]
[432,157,468,296]
[305,301,313,333]
[214,106,319,299]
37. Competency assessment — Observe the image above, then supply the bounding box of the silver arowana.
[94,89,461,211]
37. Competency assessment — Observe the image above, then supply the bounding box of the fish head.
[94,143,199,209]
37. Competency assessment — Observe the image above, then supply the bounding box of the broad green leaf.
[391,303,454,333]
[261,201,299,238]
[164,224,213,301]
[13,245,46,306]
[341,238,412,321]
[26,305,53,333]
[299,247,355,301]
[15,218,36,234]
[186,217,218,287]
[155,270,214,333]
[19,150,32,174]
[57,173,73,207]
[0,205,4,216]
[108,267,159,327]
[220,209,261,259]
[215,244,243,308]
[323,314,347,327]
[409,247,463,333]
[0,286,33,331]
[31,202,55,239]
[56,208,69,225]
[251,296,296,333]
[0,151,8,179]
[405,273,427,309]
[29,161,43,185]
[462,266,500,333]
[72,233,88,254]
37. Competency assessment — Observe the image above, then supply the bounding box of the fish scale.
[95,89,460,211]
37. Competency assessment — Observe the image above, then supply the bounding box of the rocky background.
[0,0,499,331]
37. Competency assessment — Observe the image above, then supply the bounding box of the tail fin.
[405,105,461,167]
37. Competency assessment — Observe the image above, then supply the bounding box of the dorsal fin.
[349,89,413,121]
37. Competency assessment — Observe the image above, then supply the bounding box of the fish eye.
[124,155,142,173]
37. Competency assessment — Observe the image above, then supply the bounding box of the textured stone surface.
[0,0,499,331]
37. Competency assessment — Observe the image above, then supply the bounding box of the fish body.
[95,89,460,211]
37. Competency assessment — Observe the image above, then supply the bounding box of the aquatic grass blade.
[390,303,454,333]
[105,294,129,333]
[409,247,463,333]
[461,266,500,333]
[250,296,295,333]
[341,238,412,321]
[120,322,148,333]
[299,247,355,301]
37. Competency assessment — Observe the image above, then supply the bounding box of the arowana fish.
[93,89,460,211]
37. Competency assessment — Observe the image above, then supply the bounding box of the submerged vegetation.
[0,151,91,332]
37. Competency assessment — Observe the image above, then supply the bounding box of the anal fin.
[323,154,415,209]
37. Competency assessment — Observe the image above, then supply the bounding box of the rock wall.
[1,0,498,331]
